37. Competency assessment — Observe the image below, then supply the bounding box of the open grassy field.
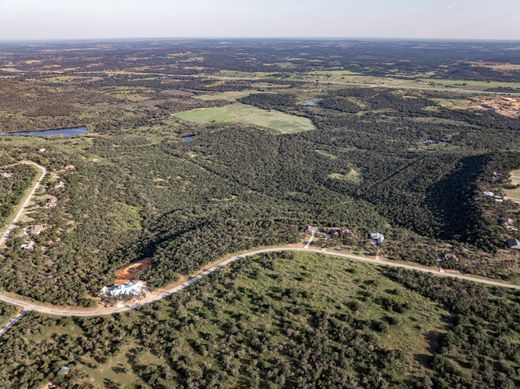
[174,103,315,134]
[209,69,520,95]
[194,90,263,101]
[505,169,520,204]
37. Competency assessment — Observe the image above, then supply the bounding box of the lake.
[303,101,319,107]
[0,126,88,138]
[182,135,195,142]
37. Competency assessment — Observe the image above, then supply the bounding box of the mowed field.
[505,169,520,204]
[174,103,315,134]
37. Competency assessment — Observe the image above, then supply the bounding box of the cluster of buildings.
[304,225,384,247]
[20,224,46,251]
[482,171,520,250]
[483,191,505,203]
[305,225,353,240]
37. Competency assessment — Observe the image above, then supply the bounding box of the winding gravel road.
[0,246,518,317]
[0,162,518,318]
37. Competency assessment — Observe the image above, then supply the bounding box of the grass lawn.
[174,103,315,134]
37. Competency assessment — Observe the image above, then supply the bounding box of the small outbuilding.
[507,239,520,250]
[21,241,35,250]
[501,217,516,228]
[370,232,385,246]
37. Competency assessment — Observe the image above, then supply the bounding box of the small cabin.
[507,239,520,250]
[21,241,35,250]
[370,232,385,246]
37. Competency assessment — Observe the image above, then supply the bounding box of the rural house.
[100,281,147,298]
[370,232,385,246]
[501,217,516,229]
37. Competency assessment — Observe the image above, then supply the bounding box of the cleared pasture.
[174,103,315,134]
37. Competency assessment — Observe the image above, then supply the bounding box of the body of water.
[0,126,88,138]
[303,101,319,107]
[182,135,195,142]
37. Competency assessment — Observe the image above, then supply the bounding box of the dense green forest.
[0,252,518,388]
[0,38,519,387]
[0,163,36,227]
[1,82,520,305]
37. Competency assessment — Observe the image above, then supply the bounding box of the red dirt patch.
[115,258,153,284]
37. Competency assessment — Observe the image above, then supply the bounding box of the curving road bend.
[0,161,518,318]
[0,246,518,317]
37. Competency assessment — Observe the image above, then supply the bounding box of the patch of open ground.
[115,258,153,284]
[211,69,520,94]
[194,90,262,101]
[505,169,520,204]
[469,97,520,118]
[469,61,520,72]
[173,103,315,134]
[328,168,361,183]
[435,96,520,118]
[78,343,148,388]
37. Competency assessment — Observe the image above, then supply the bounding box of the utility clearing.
[174,103,315,134]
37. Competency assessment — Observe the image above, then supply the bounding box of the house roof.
[507,239,520,249]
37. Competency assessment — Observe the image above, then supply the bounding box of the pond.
[0,126,88,138]
[303,101,319,107]
[182,135,195,142]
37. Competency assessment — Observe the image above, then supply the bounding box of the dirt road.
[0,161,518,318]
[0,245,518,318]
[0,161,47,248]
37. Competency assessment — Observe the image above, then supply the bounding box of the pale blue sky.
[0,0,519,40]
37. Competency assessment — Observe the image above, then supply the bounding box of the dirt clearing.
[115,258,153,284]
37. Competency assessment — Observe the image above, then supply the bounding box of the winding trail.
[0,161,518,318]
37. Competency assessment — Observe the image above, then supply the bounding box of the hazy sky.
[1,0,519,41]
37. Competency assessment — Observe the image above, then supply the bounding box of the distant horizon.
[2,36,520,44]
[1,1,519,41]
